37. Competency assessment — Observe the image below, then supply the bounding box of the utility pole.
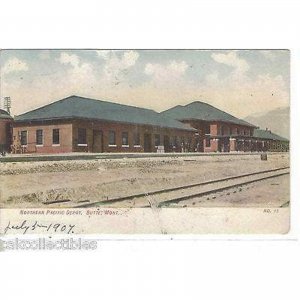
[4,96,11,114]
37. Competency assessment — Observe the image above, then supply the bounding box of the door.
[224,137,230,152]
[92,130,103,152]
[218,138,222,152]
[144,133,152,152]
[163,135,170,152]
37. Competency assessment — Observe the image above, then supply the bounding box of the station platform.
[0,151,288,163]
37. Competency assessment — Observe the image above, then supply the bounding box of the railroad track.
[74,166,290,208]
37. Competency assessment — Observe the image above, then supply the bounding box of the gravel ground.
[169,174,290,208]
[0,153,289,208]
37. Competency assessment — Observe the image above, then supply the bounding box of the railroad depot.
[161,101,289,152]
[1,95,289,154]
[11,96,197,154]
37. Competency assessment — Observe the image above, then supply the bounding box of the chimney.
[265,127,271,133]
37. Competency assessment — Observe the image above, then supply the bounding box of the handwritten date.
[4,220,76,235]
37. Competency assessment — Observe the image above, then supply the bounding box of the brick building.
[12,96,196,154]
[0,109,13,153]
[252,129,289,152]
[161,101,258,152]
[161,101,289,152]
[11,96,289,154]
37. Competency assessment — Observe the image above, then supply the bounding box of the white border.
[1,1,300,299]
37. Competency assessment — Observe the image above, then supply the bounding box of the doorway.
[163,135,170,152]
[144,133,152,152]
[224,138,230,152]
[92,130,103,152]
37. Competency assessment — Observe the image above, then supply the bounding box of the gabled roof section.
[0,109,13,120]
[15,95,195,131]
[161,101,257,128]
[253,129,289,142]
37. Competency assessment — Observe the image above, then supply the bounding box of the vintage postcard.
[0,49,290,234]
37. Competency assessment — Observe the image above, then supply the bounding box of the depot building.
[12,96,197,154]
[160,101,289,152]
[11,95,289,154]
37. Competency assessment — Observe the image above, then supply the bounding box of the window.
[229,127,232,135]
[109,130,116,145]
[220,126,225,136]
[205,125,211,135]
[78,128,87,145]
[133,132,140,145]
[154,134,160,146]
[122,132,129,145]
[180,137,185,145]
[20,131,27,145]
[53,129,60,145]
[206,137,211,147]
[172,136,177,147]
[36,129,43,145]
[225,126,230,135]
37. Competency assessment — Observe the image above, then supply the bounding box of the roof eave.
[176,117,257,128]
[14,116,196,132]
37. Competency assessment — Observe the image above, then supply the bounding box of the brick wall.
[72,119,196,153]
[0,118,12,151]
[210,138,219,152]
[12,119,196,154]
[12,121,73,153]
[210,123,218,136]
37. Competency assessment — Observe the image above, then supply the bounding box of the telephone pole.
[4,96,11,114]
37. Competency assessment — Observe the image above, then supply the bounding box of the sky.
[0,49,289,118]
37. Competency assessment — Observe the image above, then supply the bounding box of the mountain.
[244,106,289,139]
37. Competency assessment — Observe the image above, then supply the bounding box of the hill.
[244,106,289,139]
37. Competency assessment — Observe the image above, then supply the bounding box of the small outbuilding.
[0,109,13,153]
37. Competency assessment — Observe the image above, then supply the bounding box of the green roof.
[15,95,195,131]
[0,109,12,120]
[161,101,257,128]
[253,129,289,142]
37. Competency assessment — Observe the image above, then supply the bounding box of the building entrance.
[92,130,103,152]
[144,133,152,152]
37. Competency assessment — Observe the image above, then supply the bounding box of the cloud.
[58,52,93,76]
[211,51,250,75]
[122,50,139,67]
[95,50,112,60]
[2,57,29,74]
[58,52,80,68]
[39,50,51,60]
[57,52,95,88]
[202,69,289,117]
[2,50,289,122]
[144,60,188,83]
[102,50,139,81]
[259,50,276,61]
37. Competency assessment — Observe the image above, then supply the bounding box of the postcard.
[0,49,290,234]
